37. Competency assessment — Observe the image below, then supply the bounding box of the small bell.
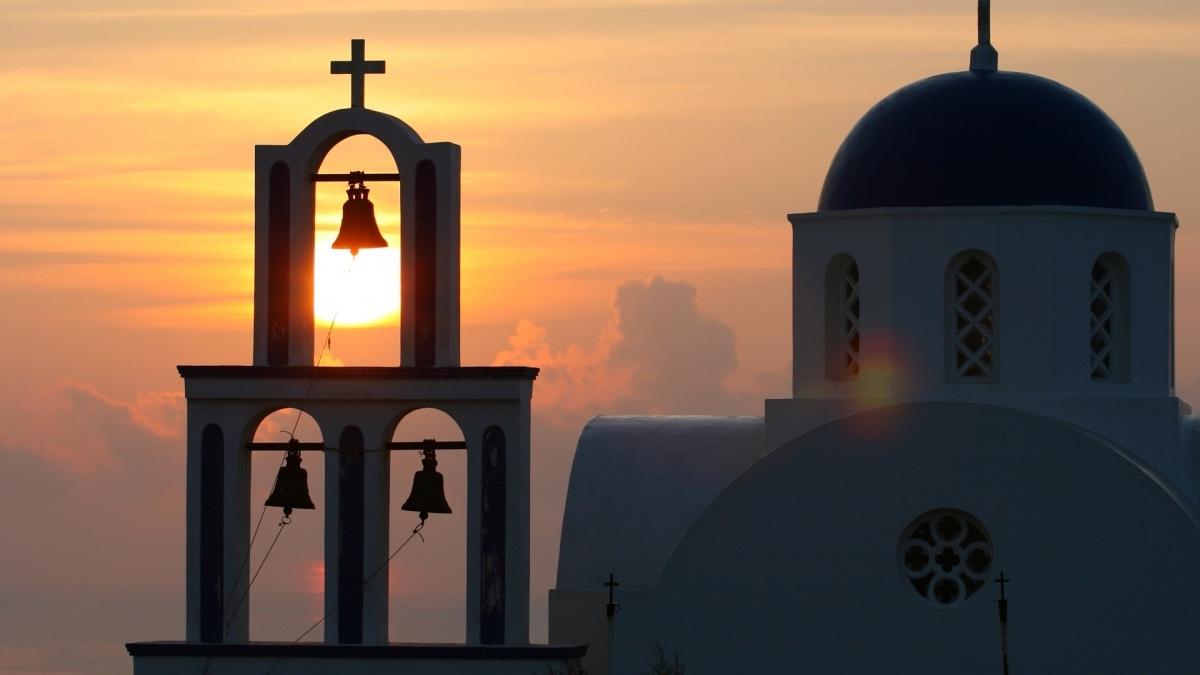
[331,173,388,256]
[401,440,452,520]
[264,440,316,516]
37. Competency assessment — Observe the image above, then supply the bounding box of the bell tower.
[254,38,460,368]
[129,39,586,674]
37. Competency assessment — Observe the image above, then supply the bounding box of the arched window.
[825,255,861,380]
[948,251,996,382]
[1090,252,1130,382]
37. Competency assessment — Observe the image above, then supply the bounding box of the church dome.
[817,70,1154,212]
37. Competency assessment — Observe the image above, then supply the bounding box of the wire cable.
[260,518,427,675]
[222,515,291,636]
[220,453,284,629]
[197,256,356,674]
[285,258,352,440]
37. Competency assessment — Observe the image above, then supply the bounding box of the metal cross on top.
[331,38,386,109]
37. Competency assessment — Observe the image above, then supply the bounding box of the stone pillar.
[361,426,391,644]
[222,412,252,642]
[337,426,366,643]
[460,400,530,645]
[323,438,340,643]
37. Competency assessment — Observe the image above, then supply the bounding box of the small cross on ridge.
[604,571,621,618]
[331,39,386,109]
[995,570,1011,600]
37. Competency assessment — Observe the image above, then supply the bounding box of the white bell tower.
[128,39,585,674]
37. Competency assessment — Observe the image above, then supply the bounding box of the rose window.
[897,509,993,607]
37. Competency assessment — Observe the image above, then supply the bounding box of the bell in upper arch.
[331,175,388,256]
[264,440,316,516]
[401,441,452,520]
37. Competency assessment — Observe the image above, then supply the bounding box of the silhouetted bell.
[401,442,452,520]
[264,440,316,516]
[331,176,388,256]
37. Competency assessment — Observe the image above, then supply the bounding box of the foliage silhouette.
[641,642,686,675]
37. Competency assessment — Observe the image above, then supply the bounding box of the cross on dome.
[970,0,999,72]
[331,38,386,108]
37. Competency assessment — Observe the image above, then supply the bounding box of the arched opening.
[947,250,997,382]
[388,407,466,643]
[245,408,325,641]
[825,254,861,380]
[314,135,401,364]
[1091,252,1131,382]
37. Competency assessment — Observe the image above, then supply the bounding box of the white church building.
[551,3,1200,674]
[128,3,1200,674]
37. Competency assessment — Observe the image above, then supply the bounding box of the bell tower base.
[172,366,545,649]
[126,642,587,674]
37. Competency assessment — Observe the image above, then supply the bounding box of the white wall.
[784,205,1192,490]
[612,403,1200,675]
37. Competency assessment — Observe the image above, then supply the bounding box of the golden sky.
[1,1,1199,672]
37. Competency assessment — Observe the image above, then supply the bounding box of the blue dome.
[818,70,1153,212]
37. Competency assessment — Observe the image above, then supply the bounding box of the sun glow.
[314,230,400,327]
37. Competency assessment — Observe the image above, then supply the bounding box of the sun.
[313,230,400,327]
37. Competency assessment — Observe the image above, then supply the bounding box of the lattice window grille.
[898,509,994,608]
[952,255,996,380]
[839,262,861,378]
[1090,259,1116,380]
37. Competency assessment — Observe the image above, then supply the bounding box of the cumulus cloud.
[608,276,739,414]
[494,318,630,415]
[3,381,183,473]
[495,276,746,417]
[496,276,766,638]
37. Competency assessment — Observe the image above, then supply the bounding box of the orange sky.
[2,1,1199,673]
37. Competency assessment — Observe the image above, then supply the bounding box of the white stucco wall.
[789,205,1177,400]
[551,415,763,675]
[607,403,1200,675]
[555,416,764,592]
[784,205,1193,492]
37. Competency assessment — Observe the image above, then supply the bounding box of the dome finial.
[970,0,999,71]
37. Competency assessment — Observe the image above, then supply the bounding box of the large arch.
[627,403,1200,674]
[242,407,326,641]
[388,407,467,643]
[252,106,461,368]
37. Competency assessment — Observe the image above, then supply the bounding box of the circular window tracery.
[897,509,993,607]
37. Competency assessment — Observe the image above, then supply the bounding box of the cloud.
[4,380,182,473]
[0,381,187,595]
[609,276,738,414]
[496,276,774,639]
[494,317,630,416]
[495,276,746,417]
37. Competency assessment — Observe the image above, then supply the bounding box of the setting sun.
[313,230,400,327]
